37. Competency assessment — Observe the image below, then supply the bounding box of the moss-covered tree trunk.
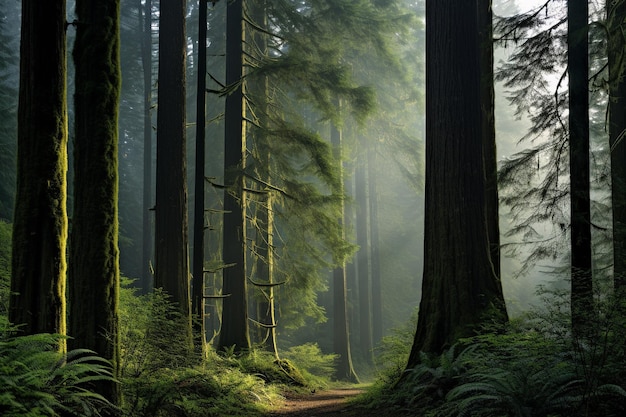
[247,0,279,358]
[568,0,593,337]
[69,0,122,408]
[608,0,626,290]
[406,0,507,365]
[154,0,193,350]
[10,0,68,342]
[218,0,251,353]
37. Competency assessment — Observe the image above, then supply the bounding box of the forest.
[2,0,626,416]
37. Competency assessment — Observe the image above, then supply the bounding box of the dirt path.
[268,388,364,416]
[267,387,403,417]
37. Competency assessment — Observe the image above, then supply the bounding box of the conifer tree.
[568,0,593,336]
[0,0,19,222]
[141,0,154,293]
[69,0,122,407]
[355,156,373,361]
[192,0,209,351]
[331,119,359,382]
[406,0,507,363]
[608,0,626,289]
[154,0,193,350]
[218,0,251,352]
[10,0,68,341]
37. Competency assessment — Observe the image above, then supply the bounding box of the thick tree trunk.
[568,0,593,337]
[608,0,626,290]
[406,0,507,365]
[69,0,122,408]
[10,0,67,343]
[479,0,500,278]
[218,0,251,352]
[154,0,193,349]
[141,0,153,294]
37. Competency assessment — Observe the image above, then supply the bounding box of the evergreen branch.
[248,278,286,288]
[206,71,225,89]
[248,317,277,329]
[243,172,292,198]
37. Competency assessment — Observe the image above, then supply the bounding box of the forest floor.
[266,387,409,417]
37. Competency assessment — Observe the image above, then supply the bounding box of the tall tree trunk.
[10,0,68,344]
[331,121,359,382]
[608,0,626,290]
[568,0,593,337]
[248,0,279,358]
[141,0,153,293]
[356,155,372,361]
[367,144,383,346]
[479,0,500,279]
[406,0,507,365]
[154,0,193,349]
[69,0,122,408]
[218,0,251,352]
[344,175,358,345]
[193,0,209,352]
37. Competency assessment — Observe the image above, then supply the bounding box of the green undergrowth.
[357,294,626,417]
[0,324,117,417]
[119,280,336,417]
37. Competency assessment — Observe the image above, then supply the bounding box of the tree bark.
[331,121,359,382]
[406,0,507,364]
[568,0,593,337]
[218,0,251,352]
[10,0,68,343]
[608,0,626,290]
[367,144,383,346]
[193,0,209,352]
[69,0,122,408]
[356,156,372,361]
[141,0,153,294]
[154,0,193,349]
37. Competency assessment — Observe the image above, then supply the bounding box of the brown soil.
[267,388,408,417]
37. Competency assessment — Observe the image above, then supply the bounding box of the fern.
[447,356,580,417]
[0,329,116,416]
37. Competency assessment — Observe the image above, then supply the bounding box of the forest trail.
[267,387,407,417]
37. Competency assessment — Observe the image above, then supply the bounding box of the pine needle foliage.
[495,0,611,277]
[239,0,418,334]
[0,325,117,417]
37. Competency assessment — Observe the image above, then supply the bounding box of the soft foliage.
[281,342,338,388]
[360,292,626,417]
[0,325,117,417]
[119,282,284,416]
